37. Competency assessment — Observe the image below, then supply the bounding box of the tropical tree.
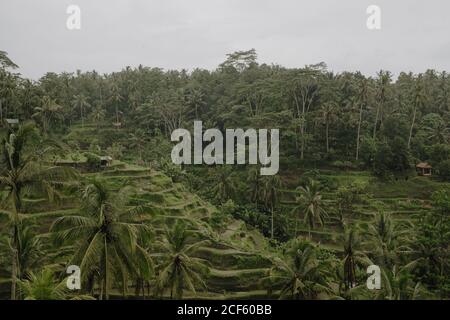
[32,96,64,133]
[320,102,337,154]
[262,175,283,239]
[341,227,371,290]
[261,241,331,299]
[291,180,328,238]
[0,123,77,299]
[90,104,106,127]
[247,167,261,208]
[72,94,91,127]
[211,167,235,204]
[109,84,123,126]
[50,179,153,300]
[355,78,369,160]
[19,268,94,300]
[0,50,18,69]
[129,129,148,162]
[424,117,450,144]
[408,77,426,149]
[376,264,424,300]
[365,212,413,267]
[186,88,205,120]
[154,221,209,299]
[373,70,391,139]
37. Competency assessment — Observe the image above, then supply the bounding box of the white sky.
[1,0,450,79]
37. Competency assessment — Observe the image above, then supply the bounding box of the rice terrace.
[0,0,449,303]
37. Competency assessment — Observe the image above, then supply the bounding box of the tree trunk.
[115,104,119,127]
[408,106,417,149]
[10,246,17,300]
[81,105,84,128]
[356,104,363,160]
[104,238,109,300]
[271,208,274,239]
[325,120,329,154]
[373,106,379,140]
[300,118,305,160]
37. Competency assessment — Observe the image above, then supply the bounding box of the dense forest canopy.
[1,49,449,176]
[0,49,449,300]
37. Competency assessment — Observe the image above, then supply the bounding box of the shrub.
[84,152,101,170]
[437,160,450,181]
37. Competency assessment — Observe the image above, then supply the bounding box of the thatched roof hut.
[416,162,432,176]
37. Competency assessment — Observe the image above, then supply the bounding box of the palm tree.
[0,225,43,300]
[365,212,413,267]
[186,88,205,120]
[291,180,327,238]
[72,94,91,127]
[247,167,261,208]
[262,175,283,239]
[320,102,337,154]
[211,167,235,204]
[0,123,77,299]
[355,78,369,160]
[90,104,106,127]
[129,129,148,162]
[50,179,152,300]
[373,71,391,139]
[0,50,18,69]
[261,241,331,299]
[341,227,371,290]
[109,84,123,126]
[408,78,426,148]
[424,119,450,144]
[376,264,424,300]
[19,268,94,300]
[32,96,64,134]
[155,221,209,299]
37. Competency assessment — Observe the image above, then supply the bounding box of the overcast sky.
[1,0,450,79]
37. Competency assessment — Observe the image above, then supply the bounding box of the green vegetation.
[0,49,449,300]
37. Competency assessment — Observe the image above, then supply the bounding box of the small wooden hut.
[416,162,432,176]
[100,156,113,167]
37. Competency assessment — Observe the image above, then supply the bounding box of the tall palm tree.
[408,77,426,148]
[0,123,77,299]
[211,167,235,204]
[262,175,283,238]
[247,167,261,208]
[155,221,209,299]
[341,227,371,290]
[320,102,337,154]
[355,78,369,160]
[373,70,391,139]
[129,129,148,162]
[0,225,43,300]
[32,96,64,134]
[261,241,331,299]
[376,264,424,300]
[50,179,152,300]
[365,212,413,267]
[72,94,91,127]
[90,104,106,128]
[424,119,450,144]
[109,84,123,126]
[186,88,205,120]
[291,180,327,238]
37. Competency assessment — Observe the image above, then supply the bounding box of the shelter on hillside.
[100,156,113,167]
[416,162,432,176]
[5,118,19,126]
